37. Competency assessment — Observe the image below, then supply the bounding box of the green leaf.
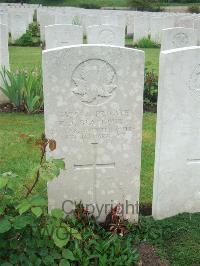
[42,255,54,265]
[53,159,65,170]
[67,227,82,240]
[31,207,43,217]
[53,227,69,248]
[51,208,64,219]
[13,215,31,230]
[0,207,5,215]
[59,259,70,266]
[0,217,11,233]
[39,161,57,181]
[62,249,75,261]
[29,196,47,207]
[0,177,8,189]
[1,263,13,266]
[17,201,31,215]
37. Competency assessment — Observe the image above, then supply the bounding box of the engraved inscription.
[56,109,132,142]
[57,39,69,45]
[172,32,189,48]
[99,29,115,44]
[71,59,117,105]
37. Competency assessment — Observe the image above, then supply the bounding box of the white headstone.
[0,11,8,25]
[126,13,134,36]
[100,14,126,30]
[153,46,200,220]
[194,18,200,45]
[55,13,73,25]
[134,15,150,42]
[38,11,55,41]
[161,27,197,51]
[27,8,35,24]
[150,16,164,43]
[87,25,125,46]
[43,45,144,222]
[84,14,101,29]
[163,15,176,29]
[176,16,194,28]
[45,24,83,49]
[9,10,29,40]
[0,24,9,104]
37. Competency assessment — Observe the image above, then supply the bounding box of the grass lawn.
[9,46,42,71]
[141,48,160,74]
[9,46,160,74]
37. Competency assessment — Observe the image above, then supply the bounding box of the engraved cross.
[60,41,69,45]
[187,158,200,164]
[74,143,115,202]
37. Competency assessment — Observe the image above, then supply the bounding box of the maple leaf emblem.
[72,59,117,105]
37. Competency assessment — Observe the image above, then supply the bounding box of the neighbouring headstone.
[9,10,29,41]
[194,18,200,45]
[0,10,8,25]
[43,45,144,222]
[163,15,176,29]
[55,13,73,25]
[84,14,101,29]
[45,24,83,49]
[37,11,55,41]
[133,15,150,42]
[161,27,197,51]
[127,13,134,36]
[153,46,200,220]
[87,25,125,46]
[100,14,126,30]
[0,23,9,103]
[150,16,164,43]
[176,16,194,29]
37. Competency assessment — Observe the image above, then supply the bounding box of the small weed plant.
[144,69,158,112]
[134,37,160,48]
[14,22,41,47]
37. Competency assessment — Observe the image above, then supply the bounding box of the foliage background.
[0,0,199,7]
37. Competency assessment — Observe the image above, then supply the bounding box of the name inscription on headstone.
[56,109,132,141]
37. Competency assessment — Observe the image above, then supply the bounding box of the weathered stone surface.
[153,46,200,220]
[0,23,9,104]
[133,15,150,42]
[9,10,29,40]
[100,14,126,30]
[45,24,83,49]
[43,45,144,222]
[194,18,200,45]
[87,25,125,46]
[37,11,55,41]
[176,16,194,28]
[127,13,134,36]
[150,16,164,43]
[85,15,101,28]
[0,11,8,26]
[161,27,197,51]
[55,13,73,24]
